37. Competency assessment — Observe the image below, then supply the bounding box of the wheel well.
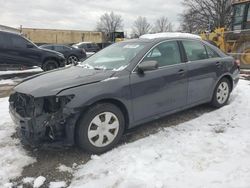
[222,75,233,92]
[43,57,59,66]
[84,99,130,130]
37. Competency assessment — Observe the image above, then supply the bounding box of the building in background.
[0,25,20,33]
[21,28,104,45]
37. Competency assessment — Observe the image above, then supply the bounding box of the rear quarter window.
[182,40,208,61]
[205,45,220,58]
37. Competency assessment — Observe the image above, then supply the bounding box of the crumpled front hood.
[14,66,115,97]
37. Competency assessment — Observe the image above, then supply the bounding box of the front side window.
[142,41,181,67]
[182,40,208,61]
[79,42,145,70]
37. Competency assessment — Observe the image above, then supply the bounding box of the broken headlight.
[43,95,75,113]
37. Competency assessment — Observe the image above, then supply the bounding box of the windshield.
[79,42,145,70]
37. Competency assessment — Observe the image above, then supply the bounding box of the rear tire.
[67,55,78,65]
[42,60,58,71]
[76,103,125,154]
[211,78,231,108]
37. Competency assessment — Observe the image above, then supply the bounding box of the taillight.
[234,59,240,68]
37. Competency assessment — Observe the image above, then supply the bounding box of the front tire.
[42,60,58,71]
[211,78,231,108]
[76,103,125,154]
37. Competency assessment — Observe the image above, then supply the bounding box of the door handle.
[216,62,222,67]
[178,69,185,76]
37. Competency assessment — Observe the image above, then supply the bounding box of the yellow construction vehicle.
[201,0,250,68]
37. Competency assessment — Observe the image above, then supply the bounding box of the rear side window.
[182,40,208,61]
[54,45,64,51]
[63,46,71,50]
[42,45,53,50]
[143,41,181,67]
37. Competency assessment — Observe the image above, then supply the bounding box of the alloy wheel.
[68,56,78,65]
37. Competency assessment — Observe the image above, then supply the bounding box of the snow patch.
[0,79,15,85]
[49,181,67,188]
[22,177,35,184]
[57,164,73,173]
[0,67,42,76]
[70,80,250,188]
[140,32,201,40]
[33,176,46,188]
[0,98,36,187]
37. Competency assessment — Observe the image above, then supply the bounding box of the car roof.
[0,30,21,36]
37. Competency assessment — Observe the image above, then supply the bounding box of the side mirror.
[27,43,34,48]
[137,60,158,73]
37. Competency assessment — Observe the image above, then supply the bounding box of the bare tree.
[154,16,173,33]
[180,0,232,33]
[132,16,151,37]
[96,11,123,34]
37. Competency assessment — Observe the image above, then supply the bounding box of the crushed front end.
[9,92,79,148]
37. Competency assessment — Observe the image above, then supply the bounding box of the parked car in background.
[72,42,100,53]
[0,31,66,71]
[40,44,87,65]
[9,33,240,154]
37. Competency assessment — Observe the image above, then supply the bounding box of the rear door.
[130,40,188,122]
[0,32,12,65]
[181,40,223,105]
[8,34,42,67]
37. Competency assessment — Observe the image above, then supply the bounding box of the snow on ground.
[57,164,74,173]
[0,98,35,187]
[49,181,67,188]
[70,80,250,188]
[0,79,23,85]
[33,176,46,188]
[0,67,42,76]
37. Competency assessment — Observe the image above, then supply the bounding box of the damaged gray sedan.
[9,33,240,153]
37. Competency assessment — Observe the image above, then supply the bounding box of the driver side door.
[130,40,188,124]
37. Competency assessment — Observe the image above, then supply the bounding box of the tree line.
[96,12,173,39]
[180,0,232,33]
[96,0,232,39]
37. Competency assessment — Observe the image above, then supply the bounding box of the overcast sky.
[0,0,184,34]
